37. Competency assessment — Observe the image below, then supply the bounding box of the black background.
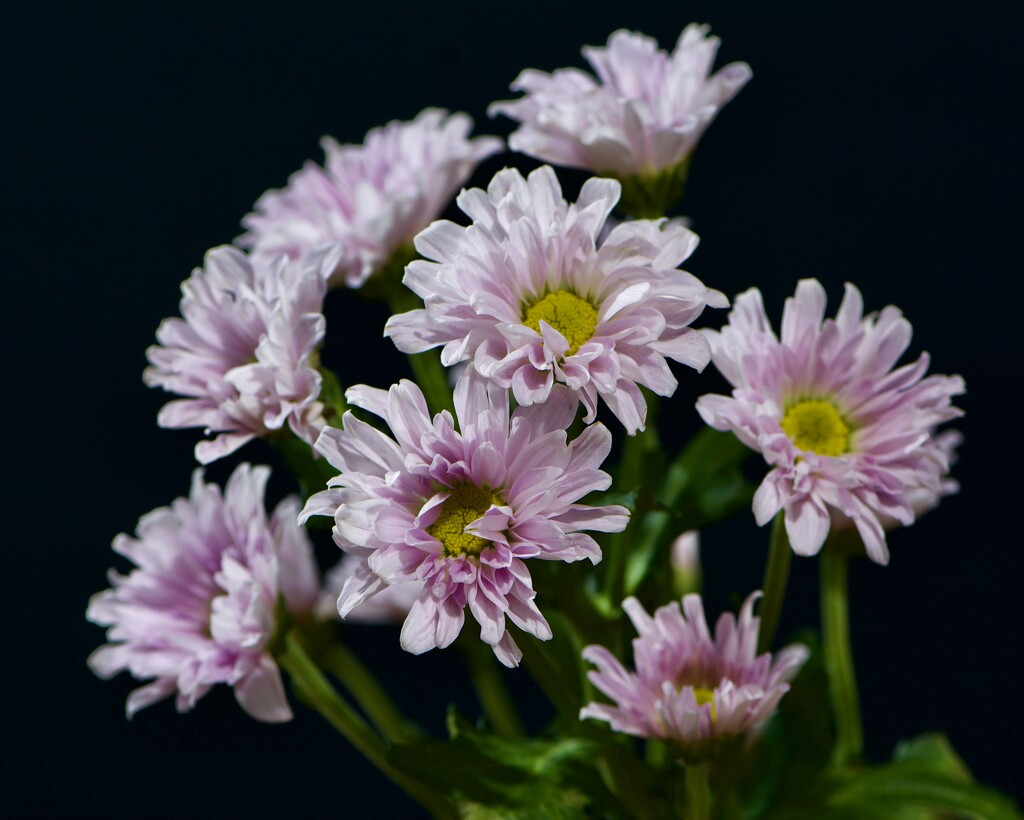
[5,1,1023,816]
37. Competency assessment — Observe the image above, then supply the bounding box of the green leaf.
[767,732,1022,820]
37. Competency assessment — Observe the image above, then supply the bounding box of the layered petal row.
[144,246,327,463]
[581,593,807,750]
[239,109,502,288]
[490,26,751,179]
[87,464,320,722]
[301,370,630,667]
[385,165,727,433]
[696,280,964,564]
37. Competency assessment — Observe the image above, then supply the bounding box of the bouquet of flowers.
[85,24,1019,819]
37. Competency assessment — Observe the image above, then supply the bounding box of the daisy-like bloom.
[145,246,327,464]
[580,593,808,753]
[696,280,965,564]
[301,371,630,667]
[87,464,320,722]
[384,165,727,434]
[238,109,503,289]
[489,26,751,213]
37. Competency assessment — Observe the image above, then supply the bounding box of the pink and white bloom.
[87,464,320,722]
[580,593,807,750]
[301,372,630,667]
[238,109,503,288]
[145,246,327,464]
[489,26,751,179]
[384,165,727,434]
[696,280,965,564]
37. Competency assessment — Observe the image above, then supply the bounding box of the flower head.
[385,165,727,434]
[238,109,503,288]
[490,26,750,186]
[580,593,807,751]
[301,371,630,667]
[696,280,964,564]
[87,464,320,722]
[144,246,327,464]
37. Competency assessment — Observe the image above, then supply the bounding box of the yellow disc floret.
[427,484,502,558]
[693,687,717,724]
[780,399,850,457]
[523,290,599,355]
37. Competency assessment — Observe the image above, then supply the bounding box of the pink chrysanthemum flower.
[696,280,965,564]
[301,371,630,667]
[145,246,327,464]
[489,26,751,181]
[87,464,320,722]
[580,593,807,751]
[238,109,503,288]
[384,165,727,434]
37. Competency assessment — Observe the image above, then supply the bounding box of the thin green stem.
[520,634,580,719]
[757,513,793,654]
[821,546,863,768]
[324,644,418,745]
[386,287,455,418]
[604,406,660,604]
[270,431,336,500]
[684,762,713,820]
[278,634,453,817]
[460,638,525,737]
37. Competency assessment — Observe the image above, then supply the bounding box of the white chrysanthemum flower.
[238,109,503,288]
[490,26,750,212]
[385,165,727,434]
[696,280,964,564]
[87,465,320,722]
[301,371,629,667]
[144,247,327,463]
[581,593,807,753]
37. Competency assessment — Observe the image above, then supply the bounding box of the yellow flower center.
[693,687,717,723]
[780,399,850,457]
[427,484,502,558]
[523,290,599,355]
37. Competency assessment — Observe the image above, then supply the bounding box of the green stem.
[386,287,455,418]
[684,762,713,820]
[270,431,336,500]
[460,638,525,737]
[757,514,792,654]
[604,406,661,604]
[324,644,418,745]
[278,634,453,817]
[520,633,580,719]
[821,546,863,768]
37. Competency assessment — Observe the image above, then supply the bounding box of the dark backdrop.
[5,1,1023,816]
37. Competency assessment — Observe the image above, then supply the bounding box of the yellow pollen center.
[427,484,502,558]
[780,399,850,457]
[693,688,717,723]
[523,290,598,355]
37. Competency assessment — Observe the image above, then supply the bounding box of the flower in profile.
[580,593,807,752]
[87,464,320,722]
[489,26,751,214]
[696,280,964,564]
[238,109,503,289]
[301,371,630,667]
[145,246,327,464]
[385,165,727,434]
